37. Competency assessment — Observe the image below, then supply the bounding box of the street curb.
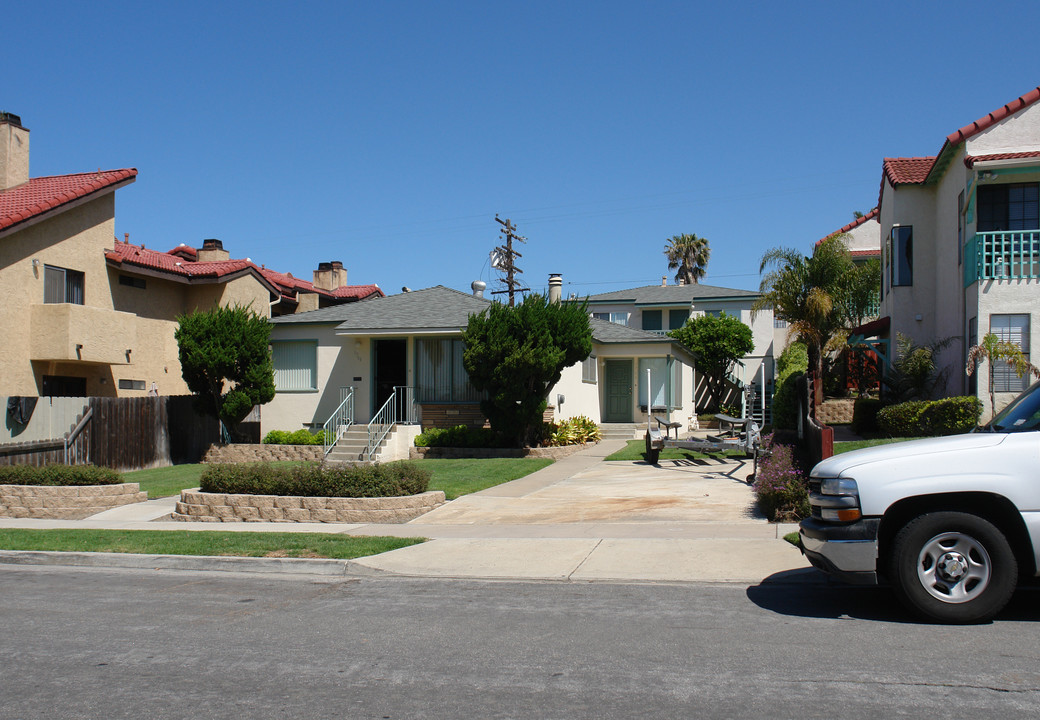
[0,550,391,577]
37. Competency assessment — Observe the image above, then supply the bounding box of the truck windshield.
[987,380,1040,433]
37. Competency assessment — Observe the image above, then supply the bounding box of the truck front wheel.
[889,512,1017,624]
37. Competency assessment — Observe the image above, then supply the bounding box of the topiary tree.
[175,304,275,439]
[463,293,592,447]
[669,312,753,412]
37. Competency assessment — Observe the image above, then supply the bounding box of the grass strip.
[411,457,554,499]
[783,531,801,547]
[604,439,746,462]
[833,437,912,455]
[0,529,422,559]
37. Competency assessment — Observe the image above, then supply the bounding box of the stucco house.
[869,85,1040,418]
[262,279,696,454]
[0,112,381,398]
[583,280,779,420]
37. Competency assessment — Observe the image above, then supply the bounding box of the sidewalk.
[0,439,814,584]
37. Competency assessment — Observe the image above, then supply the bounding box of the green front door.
[603,359,632,423]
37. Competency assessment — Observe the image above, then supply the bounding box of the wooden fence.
[1,395,218,471]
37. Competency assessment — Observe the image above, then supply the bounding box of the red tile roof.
[106,241,383,305]
[0,169,137,233]
[945,86,1040,148]
[883,157,935,185]
[817,208,879,246]
[850,249,881,258]
[964,151,1040,167]
[258,267,382,302]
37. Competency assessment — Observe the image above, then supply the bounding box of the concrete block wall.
[173,489,445,523]
[202,444,324,464]
[0,483,147,519]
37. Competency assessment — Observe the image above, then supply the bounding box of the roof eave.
[0,175,136,241]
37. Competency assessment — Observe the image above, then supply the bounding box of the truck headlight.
[811,477,861,522]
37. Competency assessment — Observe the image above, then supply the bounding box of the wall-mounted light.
[980,170,995,181]
[31,258,40,268]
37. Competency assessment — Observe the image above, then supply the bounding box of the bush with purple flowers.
[752,436,810,521]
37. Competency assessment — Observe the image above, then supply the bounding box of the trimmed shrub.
[771,342,809,430]
[263,429,329,445]
[547,416,601,446]
[414,425,506,448]
[200,462,430,498]
[752,437,810,521]
[851,398,884,435]
[877,396,983,437]
[0,464,122,486]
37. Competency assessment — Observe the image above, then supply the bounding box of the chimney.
[677,277,686,286]
[471,280,486,298]
[0,112,29,191]
[313,261,347,291]
[548,273,562,304]
[661,275,667,287]
[197,238,230,262]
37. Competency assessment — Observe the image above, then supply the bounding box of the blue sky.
[8,1,1040,298]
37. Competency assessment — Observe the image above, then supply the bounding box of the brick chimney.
[197,238,230,262]
[313,261,347,291]
[0,112,29,191]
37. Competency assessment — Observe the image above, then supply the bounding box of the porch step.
[326,426,390,464]
[598,423,644,440]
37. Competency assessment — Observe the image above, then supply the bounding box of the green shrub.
[752,437,810,521]
[414,425,505,448]
[851,398,884,435]
[547,416,602,446]
[921,396,982,435]
[877,396,982,437]
[0,464,122,486]
[200,462,430,498]
[263,429,328,445]
[771,343,809,430]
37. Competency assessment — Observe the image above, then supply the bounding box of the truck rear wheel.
[889,512,1016,624]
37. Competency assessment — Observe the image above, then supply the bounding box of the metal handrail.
[322,387,354,457]
[394,385,418,425]
[365,389,397,461]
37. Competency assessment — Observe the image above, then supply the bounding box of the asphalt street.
[2,565,1039,719]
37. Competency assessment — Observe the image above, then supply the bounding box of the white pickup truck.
[800,381,1040,623]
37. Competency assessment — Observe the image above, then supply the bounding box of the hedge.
[851,398,884,435]
[262,429,330,446]
[414,425,506,448]
[0,464,122,486]
[876,396,983,437]
[199,462,430,498]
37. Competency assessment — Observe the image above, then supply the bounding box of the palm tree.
[753,235,878,404]
[664,233,710,285]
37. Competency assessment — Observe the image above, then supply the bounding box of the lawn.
[604,439,746,463]
[833,437,913,454]
[122,457,553,501]
[411,457,554,499]
[121,464,206,498]
[0,528,422,558]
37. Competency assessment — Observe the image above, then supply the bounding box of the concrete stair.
[598,423,643,441]
[325,425,388,465]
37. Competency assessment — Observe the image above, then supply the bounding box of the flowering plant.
[752,435,810,521]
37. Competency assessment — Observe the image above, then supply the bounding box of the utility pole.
[490,215,529,306]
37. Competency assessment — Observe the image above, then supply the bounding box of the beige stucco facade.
[0,193,274,398]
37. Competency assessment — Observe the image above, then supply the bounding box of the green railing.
[964,231,1040,286]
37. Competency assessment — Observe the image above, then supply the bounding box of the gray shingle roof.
[590,318,696,364]
[585,283,758,306]
[271,285,491,332]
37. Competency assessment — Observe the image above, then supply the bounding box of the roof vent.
[471,280,486,298]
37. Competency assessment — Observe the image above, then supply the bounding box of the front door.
[603,359,632,423]
[373,339,407,416]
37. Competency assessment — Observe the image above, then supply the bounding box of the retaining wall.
[0,483,148,519]
[409,443,593,460]
[202,444,324,464]
[173,490,445,523]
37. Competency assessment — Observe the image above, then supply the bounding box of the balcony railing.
[964,231,1040,286]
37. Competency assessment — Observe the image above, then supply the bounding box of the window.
[774,317,788,329]
[641,310,662,331]
[977,183,1039,232]
[890,226,913,287]
[41,375,86,397]
[118,379,146,390]
[272,340,317,391]
[957,191,965,265]
[119,274,146,289]
[592,312,629,326]
[582,356,597,383]
[415,337,482,402]
[44,265,84,304]
[668,309,689,330]
[990,314,1030,393]
[638,358,667,408]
